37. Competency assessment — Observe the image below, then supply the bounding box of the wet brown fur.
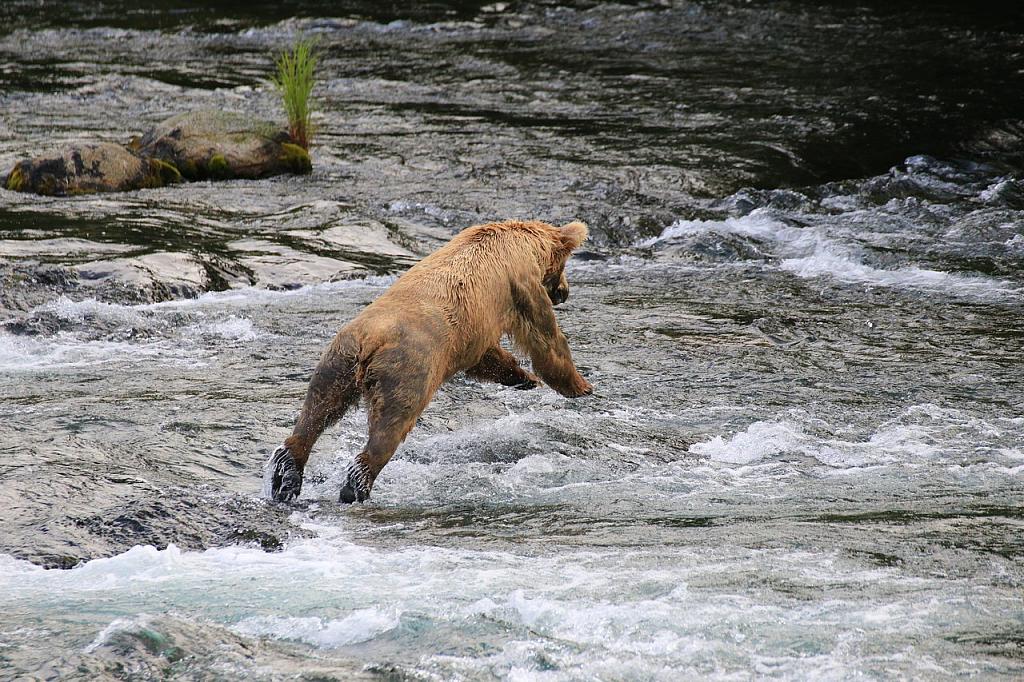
[277,219,592,500]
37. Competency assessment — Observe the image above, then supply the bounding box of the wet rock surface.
[1,489,310,569]
[77,250,209,299]
[5,141,179,196]
[0,260,83,311]
[13,614,376,680]
[137,109,311,180]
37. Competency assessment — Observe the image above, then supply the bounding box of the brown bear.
[265,219,593,504]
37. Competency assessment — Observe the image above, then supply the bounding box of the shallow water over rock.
[1,1,1023,679]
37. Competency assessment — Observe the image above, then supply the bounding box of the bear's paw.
[265,445,303,502]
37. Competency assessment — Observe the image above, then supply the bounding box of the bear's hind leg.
[465,346,539,390]
[340,404,427,503]
[266,337,360,502]
[340,358,436,503]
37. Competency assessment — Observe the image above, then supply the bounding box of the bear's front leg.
[510,280,593,398]
[465,346,540,390]
[532,347,593,397]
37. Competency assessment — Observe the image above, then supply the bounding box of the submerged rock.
[4,142,181,196]
[228,238,368,289]
[28,615,376,680]
[75,251,210,303]
[0,488,313,569]
[136,110,312,180]
[0,261,82,312]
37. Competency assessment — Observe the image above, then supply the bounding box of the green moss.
[279,142,312,175]
[151,158,182,185]
[138,158,182,188]
[176,158,199,180]
[207,153,232,180]
[5,165,26,192]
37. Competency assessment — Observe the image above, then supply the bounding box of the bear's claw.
[339,459,372,504]
[265,446,303,502]
[514,377,539,390]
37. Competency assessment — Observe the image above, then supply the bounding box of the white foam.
[83,615,152,653]
[779,253,1016,296]
[1,279,394,371]
[423,561,940,680]
[2,395,1020,680]
[188,316,264,342]
[9,277,394,320]
[0,553,43,576]
[689,421,805,465]
[643,210,1020,299]
[294,399,1024,512]
[233,609,400,648]
[33,295,147,327]
[144,276,395,311]
[0,504,1015,680]
[0,333,200,371]
[686,405,1020,472]
[638,211,796,247]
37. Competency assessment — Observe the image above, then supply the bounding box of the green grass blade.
[272,37,319,150]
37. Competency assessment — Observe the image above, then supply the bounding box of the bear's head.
[543,221,588,306]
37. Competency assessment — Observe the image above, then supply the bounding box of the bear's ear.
[559,221,589,251]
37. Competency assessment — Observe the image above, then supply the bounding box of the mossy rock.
[4,143,182,196]
[137,110,311,181]
[279,143,313,175]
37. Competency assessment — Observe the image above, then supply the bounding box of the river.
[1,1,1022,679]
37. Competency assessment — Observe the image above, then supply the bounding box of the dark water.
[1,1,1023,679]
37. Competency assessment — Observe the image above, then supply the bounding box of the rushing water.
[1,1,1023,679]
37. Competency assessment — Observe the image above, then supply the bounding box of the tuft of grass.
[272,37,319,150]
